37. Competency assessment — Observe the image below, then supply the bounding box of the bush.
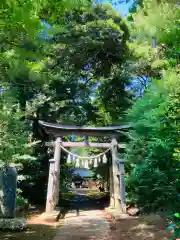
[16,189,28,210]
[0,97,30,167]
[86,191,108,200]
[125,79,179,212]
[59,192,76,201]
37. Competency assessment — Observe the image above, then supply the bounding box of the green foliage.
[123,7,180,240]
[48,3,132,125]
[130,0,180,45]
[55,3,129,77]
[168,212,180,239]
[60,162,75,190]
[86,191,108,200]
[16,189,28,208]
[126,0,179,96]
[90,163,109,186]
[125,0,180,214]
[0,95,33,167]
[59,192,76,201]
[94,69,133,124]
[125,79,180,211]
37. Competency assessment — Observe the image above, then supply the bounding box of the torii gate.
[39,120,128,213]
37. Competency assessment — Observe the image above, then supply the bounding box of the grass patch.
[86,191,109,199]
[60,191,76,200]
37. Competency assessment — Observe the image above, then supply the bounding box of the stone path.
[54,210,111,240]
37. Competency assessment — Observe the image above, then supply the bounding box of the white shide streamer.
[94,158,98,168]
[75,158,80,168]
[103,154,108,163]
[67,154,71,164]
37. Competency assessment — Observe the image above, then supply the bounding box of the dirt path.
[108,214,171,240]
[53,210,171,240]
[54,210,110,240]
[0,209,171,240]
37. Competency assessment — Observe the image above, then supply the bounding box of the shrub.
[125,77,179,211]
[16,189,28,209]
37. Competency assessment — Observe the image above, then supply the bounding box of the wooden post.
[109,163,115,208]
[111,138,121,210]
[54,137,61,206]
[119,158,126,213]
[46,159,55,213]
[46,137,61,213]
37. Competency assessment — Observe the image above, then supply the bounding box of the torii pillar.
[109,159,115,208]
[111,138,121,210]
[46,137,61,213]
[111,138,126,212]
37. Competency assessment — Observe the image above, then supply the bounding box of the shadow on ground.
[108,214,171,240]
[54,210,110,240]
[0,209,57,240]
[53,210,171,240]
[0,211,171,240]
[0,224,56,240]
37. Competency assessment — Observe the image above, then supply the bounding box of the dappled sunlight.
[54,210,110,240]
[28,213,58,227]
[109,214,171,240]
[51,209,171,240]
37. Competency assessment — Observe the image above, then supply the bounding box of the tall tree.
[125,0,180,213]
[49,3,133,125]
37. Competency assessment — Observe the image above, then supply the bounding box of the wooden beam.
[47,129,120,137]
[45,141,126,149]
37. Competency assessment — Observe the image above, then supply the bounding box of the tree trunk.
[0,166,17,218]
